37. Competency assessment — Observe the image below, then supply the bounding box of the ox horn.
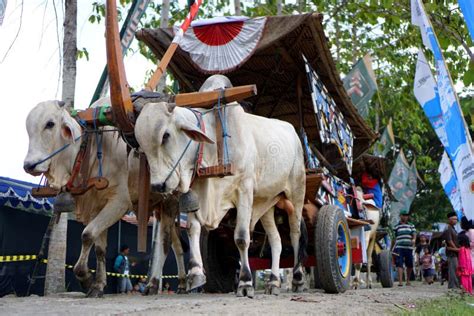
[167,103,176,113]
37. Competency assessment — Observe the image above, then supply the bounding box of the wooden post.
[137,154,150,252]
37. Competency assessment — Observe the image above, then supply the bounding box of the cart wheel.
[378,249,393,288]
[312,266,322,289]
[200,229,237,293]
[315,205,351,293]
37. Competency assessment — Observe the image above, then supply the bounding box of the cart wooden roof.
[136,13,378,171]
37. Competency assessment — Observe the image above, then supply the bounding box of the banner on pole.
[342,54,378,119]
[438,151,463,219]
[389,154,418,226]
[458,0,474,42]
[414,49,449,150]
[412,0,474,220]
[373,118,395,157]
[0,0,7,26]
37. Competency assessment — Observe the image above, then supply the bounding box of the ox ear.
[61,110,81,143]
[176,116,214,144]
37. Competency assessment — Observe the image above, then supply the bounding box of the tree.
[44,0,77,295]
[234,0,241,15]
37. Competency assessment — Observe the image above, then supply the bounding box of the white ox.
[135,75,307,297]
[23,99,186,296]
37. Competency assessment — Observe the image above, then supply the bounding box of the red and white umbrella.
[177,16,267,73]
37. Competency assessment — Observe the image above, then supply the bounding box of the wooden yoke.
[106,0,134,133]
[106,0,148,252]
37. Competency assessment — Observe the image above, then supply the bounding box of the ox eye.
[162,132,170,145]
[45,121,55,129]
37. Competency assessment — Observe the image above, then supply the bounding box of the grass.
[396,292,474,316]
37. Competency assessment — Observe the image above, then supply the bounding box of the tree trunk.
[234,0,241,16]
[277,0,282,15]
[44,0,77,296]
[156,0,170,93]
[61,0,77,111]
[298,0,305,13]
[44,214,68,295]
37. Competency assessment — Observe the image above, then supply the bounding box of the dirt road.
[1,282,448,315]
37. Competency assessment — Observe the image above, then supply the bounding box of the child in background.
[421,247,435,284]
[457,234,473,294]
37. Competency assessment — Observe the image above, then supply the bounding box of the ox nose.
[23,162,35,173]
[151,183,166,193]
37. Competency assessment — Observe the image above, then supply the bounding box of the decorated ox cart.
[27,0,392,296]
[136,13,392,293]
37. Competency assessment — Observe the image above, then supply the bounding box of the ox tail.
[298,219,308,264]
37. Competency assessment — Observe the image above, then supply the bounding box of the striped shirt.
[394,222,416,250]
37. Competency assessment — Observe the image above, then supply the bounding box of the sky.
[0,0,154,183]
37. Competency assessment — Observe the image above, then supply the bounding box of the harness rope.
[162,94,234,189]
[163,109,203,187]
[32,110,108,191]
[29,134,84,170]
[93,107,104,177]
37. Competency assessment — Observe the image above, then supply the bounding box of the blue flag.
[459,0,474,42]
[412,0,474,220]
[0,0,7,26]
[439,152,463,219]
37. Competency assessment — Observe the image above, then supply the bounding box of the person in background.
[114,244,134,294]
[420,247,435,284]
[457,234,473,294]
[444,212,460,290]
[438,241,448,285]
[137,277,147,294]
[392,209,416,286]
[415,234,430,280]
[361,171,383,209]
[460,216,474,287]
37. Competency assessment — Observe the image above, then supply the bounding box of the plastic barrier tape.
[0,255,177,279]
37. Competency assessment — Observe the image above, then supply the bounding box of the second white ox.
[135,75,307,297]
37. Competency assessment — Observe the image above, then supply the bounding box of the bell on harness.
[53,192,75,213]
[179,190,200,213]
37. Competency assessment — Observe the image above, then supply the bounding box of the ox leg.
[146,215,172,295]
[289,212,304,292]
[73,195,128,296]
[366,235,376,289]
[171,225,187,294]
[235,181,254,298]
[87,230,107,298]
[352,263,361,289]
[186,212,206,291]
[260,208,281,295]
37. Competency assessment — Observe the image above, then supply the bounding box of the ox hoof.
[236,285,254,298]
[78,275,94,291]
[186,273,206,292]
[291,282,305,293]
[264,284,280,296]
[86,288,104,298]
[176,287,188,295]
[368,284,372,289]
[144,285,158,296]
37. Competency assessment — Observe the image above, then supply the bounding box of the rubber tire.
[378,249,393,288]
[200,229,236,293]
[312,266,323,289]
[315,205,351,293]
